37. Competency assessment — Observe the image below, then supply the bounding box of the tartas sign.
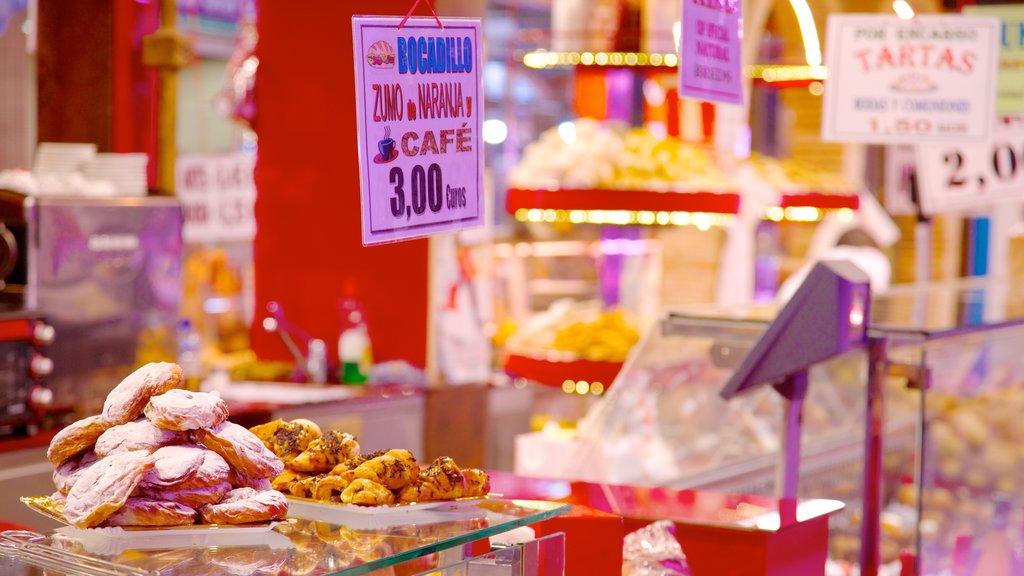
[821,14,1001,144]
[352,16,484,245]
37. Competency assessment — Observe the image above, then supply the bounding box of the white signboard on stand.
[176,152,256,243]
[916,116,1024,215]
[822,14,1001,144]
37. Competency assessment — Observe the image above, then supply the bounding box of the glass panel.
[521,532,565,576]
[0,499,570,576]
[906,324,1024,575]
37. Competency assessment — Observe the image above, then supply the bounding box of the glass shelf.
[0,498,570,576]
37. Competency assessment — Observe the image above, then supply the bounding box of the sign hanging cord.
[398,0,444,30]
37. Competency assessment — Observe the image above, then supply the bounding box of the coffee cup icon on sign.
[374,126,399,164]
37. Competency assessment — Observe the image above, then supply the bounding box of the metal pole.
[860,336,887,576]
[775,370,808,500]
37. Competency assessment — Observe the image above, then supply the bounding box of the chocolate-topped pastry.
[289,431,360,473]
[340,479,394,506]
[250,419,321,463]
[352,449,418,490]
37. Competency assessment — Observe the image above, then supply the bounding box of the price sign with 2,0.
[916,118,1024,215]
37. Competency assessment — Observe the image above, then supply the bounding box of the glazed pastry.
[102,362,184,425]
[152,449,231,490]
[140,444,207,488]
[228,468,273,491]
[95,418,185,457]
[352,449,418,490]
[416,457,465,501]
[145,389,229,431]
[52,451,99,495]
[47,415,112,466]
[462,468,490,498]
[340,478,394,506]
[194,422,284,479]
[139,481,233,509]
[199,487,288,525]
[64,450,154,528]
[312,475,350,503]
[288,474,326,498]
[289,431,360,473]
[250,418,322,464]
[271,469,308,493]
[101,498,197,527]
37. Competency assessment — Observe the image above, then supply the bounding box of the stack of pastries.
[251,419,490,506]
[46,362,288,529]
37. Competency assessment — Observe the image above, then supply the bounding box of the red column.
[253,0,433,368]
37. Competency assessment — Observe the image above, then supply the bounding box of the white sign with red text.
[176,152,256,243]
[916,116,1024,215]
[822,14,1001,144]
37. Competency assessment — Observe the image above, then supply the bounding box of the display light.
[514,208,733,228]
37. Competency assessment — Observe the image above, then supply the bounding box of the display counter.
[516,279,1024,573]
[0,498,569,576]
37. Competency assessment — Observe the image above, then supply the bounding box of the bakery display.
[254,419,490,507]
[43,361,287,529]
[505,299,640,363]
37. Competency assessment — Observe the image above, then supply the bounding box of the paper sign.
[964,5,1024,115]
[883,145,918,216]
[679,0,743,105]
[916,116,1024,215]
[822,14,1001,144]
[352,16,484,246]
[176,152,256,243]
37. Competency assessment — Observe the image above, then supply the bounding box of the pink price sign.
[352,16,484,246]
[679,0,743,106]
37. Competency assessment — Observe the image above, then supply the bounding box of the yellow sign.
[965,5,1024,115]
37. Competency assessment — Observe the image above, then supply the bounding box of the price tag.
[964,5,1024,115]
[822,14,1001,144]
[352,16,484,246]
[175,153,256,243]
[916,117,1024,215]
[678,0,743,106]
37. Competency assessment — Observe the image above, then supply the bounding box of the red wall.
[253,1,431,368]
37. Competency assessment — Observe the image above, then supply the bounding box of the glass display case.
[0,498,569,576]
[876,281,1024,576]
[517,278,1024,573]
